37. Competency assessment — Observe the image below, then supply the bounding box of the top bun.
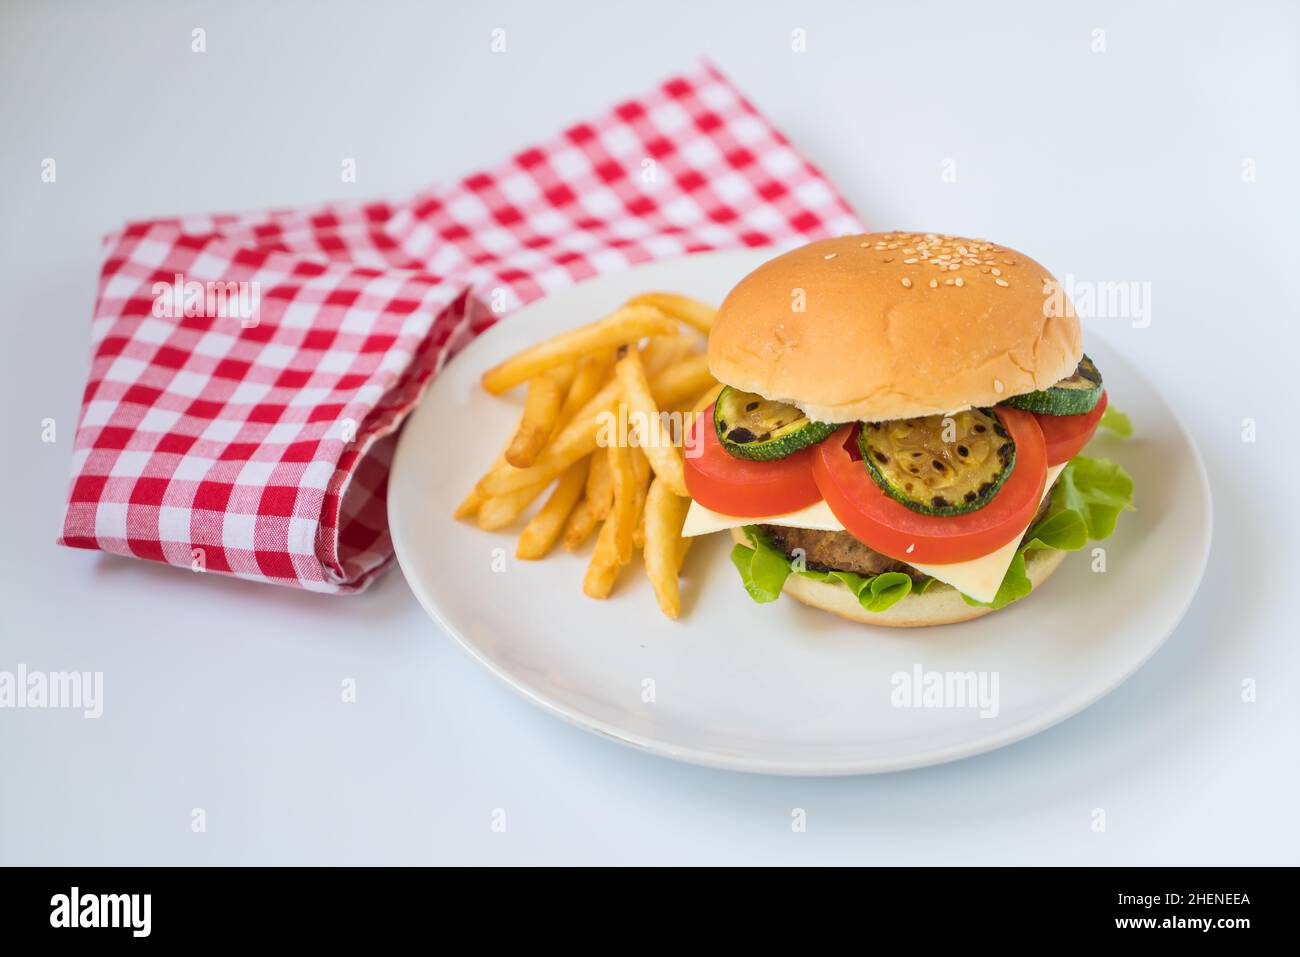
[707,232,1083,423]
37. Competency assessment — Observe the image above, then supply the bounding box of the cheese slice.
[682,463,1065,604]
[681,498,845,537]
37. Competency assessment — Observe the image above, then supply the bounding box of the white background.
[2,0,1297,865]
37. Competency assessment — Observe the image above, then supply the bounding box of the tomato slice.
[1035,391,1108,466]
[684,403,823,516]
[811,407,1048,564]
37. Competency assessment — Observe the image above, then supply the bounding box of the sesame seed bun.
[727,527,1068,627]
[708,233,1083,423]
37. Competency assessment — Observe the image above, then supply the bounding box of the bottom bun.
[728,527,1069,628]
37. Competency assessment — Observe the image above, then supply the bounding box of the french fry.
[582,514,621,599]
[690,381,725,416]
[643,477,693,619]
[640,332,696,377]
[477,482,549,531]
[476,353,713,499]
[584,445,613,519]
[477,376,618,495]
[671,382,726,453]
[607,440,637,566]
[630,446,651,549]
[557,335,667,441]
[627,292,718,333]
[557,352,611,427]
[562,495,602,549]
[462,289,721,617]
[614,345,688,497]
[454,481,491,520]
[455,404,534,520]
[631,445,650,485]
[649,353,715,408]
[480,305,677,395]
[456,442,516,519]
[505,363,574,468]
[517,459,588,560]
[476,356,678,499]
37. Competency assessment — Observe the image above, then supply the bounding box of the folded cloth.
[58,61,864,593]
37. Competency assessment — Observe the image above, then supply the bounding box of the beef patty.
[761,482,1057,580]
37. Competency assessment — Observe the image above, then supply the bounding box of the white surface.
[390,251,1210,773]
[1,0,1297,863]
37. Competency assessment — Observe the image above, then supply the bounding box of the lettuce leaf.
[728,528,792,602]
[959,507,1089,610]
[729,526,927,613]
[1099,404,1133,437]
[961,454,1134,609]
[799,567,916,612]
[728,454,1135,615]
[1053,454,1135,540]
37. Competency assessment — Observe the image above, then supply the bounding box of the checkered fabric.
[59,61,864,593]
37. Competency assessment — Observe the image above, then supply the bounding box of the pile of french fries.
[455,292,724,619]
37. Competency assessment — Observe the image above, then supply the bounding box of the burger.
[681,232,1134,627]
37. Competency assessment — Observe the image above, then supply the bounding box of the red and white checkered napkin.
[58,62,864,593]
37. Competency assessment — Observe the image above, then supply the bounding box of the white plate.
[389,250,1212,775]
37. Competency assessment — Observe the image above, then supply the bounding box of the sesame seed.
[955,277,964,287]
[903,258,918,264]
[929,279,938,288]
[906,543,915,554]
[900,277,913,288]
[859,241,870,247]
[995,278,1009,287]
[991,268,1002,276]
[824,253,837,260]
[994,379,1005,393]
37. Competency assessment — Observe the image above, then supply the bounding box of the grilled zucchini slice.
[858,409,1016,516]
[1004,355,1103,416]
[714,386,837,461]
